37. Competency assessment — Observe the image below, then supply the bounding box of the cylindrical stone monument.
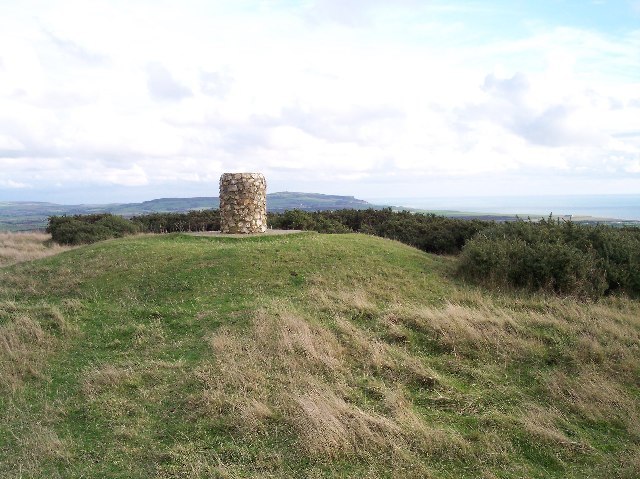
[219,173,267,234]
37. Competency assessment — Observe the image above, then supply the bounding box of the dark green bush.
[269,209,350,233]
[47,214,138,245]
[47,217,113,245]
[131,210,220,233]
[94,215,138,237]
[268,208,490,254]
[458,219,640,298]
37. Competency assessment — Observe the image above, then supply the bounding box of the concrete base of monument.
[187,229,303,238]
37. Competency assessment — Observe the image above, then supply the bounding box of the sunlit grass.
[0,232,638,478]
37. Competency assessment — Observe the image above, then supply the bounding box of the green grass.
[1,232,639,478]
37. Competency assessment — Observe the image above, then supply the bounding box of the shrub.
[131,210,220,233]
[94,215,138,237]
[458,219,640,298]
[47,214,138,245]
[48,210,223,245]
[268,209,490,254]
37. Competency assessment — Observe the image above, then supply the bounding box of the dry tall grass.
[294,283,640,476]
[0,302,72,393]
[174,278,640,475]
[0,232,72,267]
[190,304,469,476]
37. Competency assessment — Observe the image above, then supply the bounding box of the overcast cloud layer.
[0,0,639,203]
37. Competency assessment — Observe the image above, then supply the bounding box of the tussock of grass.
[0,303,73,393]
[545,369,639,430]
[521,404,588,452]
[305,276,640,476]
[192,305,463,477]
[3,423,71,477]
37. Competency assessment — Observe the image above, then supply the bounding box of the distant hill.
[3,192,636,232]
[0,192,379,231]
[111,192,375,214]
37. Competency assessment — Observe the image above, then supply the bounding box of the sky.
[0,0,639,204]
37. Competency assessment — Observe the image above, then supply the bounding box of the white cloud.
[146,63,193,101]
[0,0,638,201]
[100,164,149,187]
[0,179,29,189]
[0,134,24,151]
[627,161,640,173]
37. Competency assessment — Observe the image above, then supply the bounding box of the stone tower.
[219,173,267,234]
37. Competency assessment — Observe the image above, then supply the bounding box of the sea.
[363,194,640,222]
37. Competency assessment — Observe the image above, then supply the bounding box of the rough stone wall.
[219,173,267,234]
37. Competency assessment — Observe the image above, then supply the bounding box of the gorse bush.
[48,210,220,244]
[457,219,640,298]
[47,214,138,245]
[458,232,607,298]
[268,209,351,234]
[131,210,220,233]
[268,208,490,254]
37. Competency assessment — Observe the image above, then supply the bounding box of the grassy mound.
[1,233,639,478]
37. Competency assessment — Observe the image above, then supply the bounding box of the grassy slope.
[1,233,639,478]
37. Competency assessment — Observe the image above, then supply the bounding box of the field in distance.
[1,232,639,478]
